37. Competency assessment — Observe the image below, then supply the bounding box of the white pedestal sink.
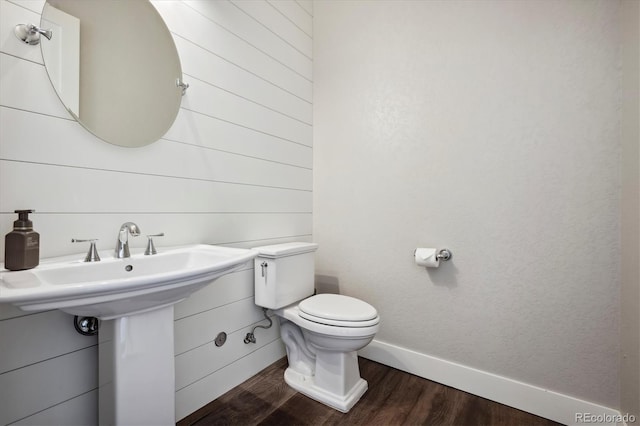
[0,244,258,425]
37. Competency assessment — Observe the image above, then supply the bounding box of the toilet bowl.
[276,294,379,412]
[253,243,380,412]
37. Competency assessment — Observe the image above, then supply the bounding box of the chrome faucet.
[115,222,141,258]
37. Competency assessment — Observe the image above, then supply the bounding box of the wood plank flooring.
[178,357,563,426]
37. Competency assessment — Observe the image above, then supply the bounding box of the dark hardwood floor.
[178,357,563,426]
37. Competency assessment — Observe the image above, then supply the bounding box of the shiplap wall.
[0,0,312,423]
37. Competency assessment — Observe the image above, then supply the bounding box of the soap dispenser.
[4,209,40,271]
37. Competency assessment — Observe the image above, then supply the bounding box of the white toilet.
[253,242,380,413]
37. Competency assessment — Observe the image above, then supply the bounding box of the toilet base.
[284,366,368,413]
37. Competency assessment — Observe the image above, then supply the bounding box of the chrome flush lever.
[261,261,268,279]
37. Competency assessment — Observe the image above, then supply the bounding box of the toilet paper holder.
[435,248,452,261]
[413,248,453,263]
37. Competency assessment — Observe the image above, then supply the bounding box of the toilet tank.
[253,242,319,309]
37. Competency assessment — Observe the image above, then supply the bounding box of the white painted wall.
[0,0,312,423]
[314,0,621,412]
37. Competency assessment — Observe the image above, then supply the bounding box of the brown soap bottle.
[4,209,40,271]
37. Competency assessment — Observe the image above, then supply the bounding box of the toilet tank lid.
[253,242,319,258]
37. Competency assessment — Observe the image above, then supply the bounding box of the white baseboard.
[359,339,624,426]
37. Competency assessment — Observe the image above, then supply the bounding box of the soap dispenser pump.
[4,209,40,271]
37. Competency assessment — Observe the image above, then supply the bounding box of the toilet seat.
[298,294,379,327]
[279,305,380,338]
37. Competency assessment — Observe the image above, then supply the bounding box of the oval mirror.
[40,0,183,147]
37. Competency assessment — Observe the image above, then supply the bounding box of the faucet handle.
[144,233,164,256]
[72,238,101,262]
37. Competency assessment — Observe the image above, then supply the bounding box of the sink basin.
[1,243,259,425]
[0,244,258,319]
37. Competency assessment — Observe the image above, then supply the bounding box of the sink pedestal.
[98,305,177,425]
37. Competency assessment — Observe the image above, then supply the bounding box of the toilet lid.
[298,294,378,327]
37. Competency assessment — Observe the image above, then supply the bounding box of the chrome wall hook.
[176,78,189,96]
[14,24,52,45]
